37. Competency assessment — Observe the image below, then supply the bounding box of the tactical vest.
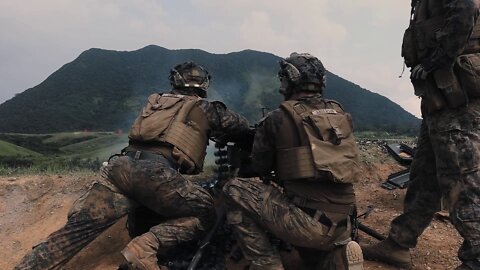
[275,99,361,183]
[402,0,480,68]
[403,0,480,111]
[129,93,209,172]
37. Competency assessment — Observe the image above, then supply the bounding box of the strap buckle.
[134,151,142,160]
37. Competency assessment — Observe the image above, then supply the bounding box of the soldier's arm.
[252,114,277,176]
[423,0,479,71]
[198,100,250,140]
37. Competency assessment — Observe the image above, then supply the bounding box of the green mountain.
[0,45,419,134]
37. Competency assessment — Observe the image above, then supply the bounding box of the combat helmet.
[278,52,326,97]
[169,62,211,98]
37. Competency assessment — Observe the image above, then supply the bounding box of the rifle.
[353,206,387,241]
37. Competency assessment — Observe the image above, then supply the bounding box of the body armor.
[129,93,209,173]
[402,0,480,67]
[402,0,480,111]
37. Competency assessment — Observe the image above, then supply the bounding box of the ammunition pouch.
[434,68,468,108]
[414,77,447,114]
[402,27,417,68]
[402,16,444,68]
[416,68,468,114]
[455,53,480,98]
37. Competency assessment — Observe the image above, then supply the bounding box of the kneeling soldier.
[223,53,364,270]
[15,62,250,270]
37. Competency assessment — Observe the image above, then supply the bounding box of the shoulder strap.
[176,95,201,123]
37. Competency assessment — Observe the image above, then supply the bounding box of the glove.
[410,64,430,80]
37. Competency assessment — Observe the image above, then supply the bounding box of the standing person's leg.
[363,121,441,268]
[428,100,480,269]
[389,121,442,247]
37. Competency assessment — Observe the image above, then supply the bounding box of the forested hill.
[0,45,419,134]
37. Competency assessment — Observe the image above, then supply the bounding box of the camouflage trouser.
[390,99,480,266]
[108,156,215,256]
[14,181,134,270]
[14,154,215,270]
[223,178,352,270]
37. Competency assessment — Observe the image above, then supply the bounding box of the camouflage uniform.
[223,95,360,270]
[390,99,480,265]
[367,0,480,268]
[14,92,250,270]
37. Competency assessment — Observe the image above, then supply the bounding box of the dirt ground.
[0,142,462,270]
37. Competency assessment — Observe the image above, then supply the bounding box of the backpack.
[277,99,361,183]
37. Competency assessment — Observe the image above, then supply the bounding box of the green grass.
[0,130,415,175]
[0,140,42,157]
[0,132,128,175]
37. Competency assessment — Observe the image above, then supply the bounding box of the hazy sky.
[0,0,421,116]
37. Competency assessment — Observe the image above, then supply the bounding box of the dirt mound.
[0,144,462,269]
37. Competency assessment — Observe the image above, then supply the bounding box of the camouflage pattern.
[14,90,250,270]
[379,1,480,268]
[223,177,352,270]
[14,181,135,270]
[224,93,358,269]
[278,53,326,94]
[389,98,480,267]
[106,156,215,255]
[415,0,479,71]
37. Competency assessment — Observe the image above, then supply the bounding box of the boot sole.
[345,241,364,270]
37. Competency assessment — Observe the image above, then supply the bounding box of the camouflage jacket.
[414,0,479,71]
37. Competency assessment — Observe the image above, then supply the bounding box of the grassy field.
[0,131,416,175]
[0,140,42,157]
[0,132,128,174]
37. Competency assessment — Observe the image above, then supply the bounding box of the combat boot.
[317,241,364,270]
[343,241,364,270]
[361,237,412,269]
[121,232,163,270]
[455,261,480,270]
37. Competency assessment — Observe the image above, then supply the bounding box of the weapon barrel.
[358,222,386,241]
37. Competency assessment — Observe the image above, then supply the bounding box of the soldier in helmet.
[222,53,364,270]
[15,62,251,270]
[362,1,480,269]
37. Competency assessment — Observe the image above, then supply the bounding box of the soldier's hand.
[410,64,429,80]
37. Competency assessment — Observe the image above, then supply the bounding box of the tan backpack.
[129,93,208,171]
[276,99,361,183]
